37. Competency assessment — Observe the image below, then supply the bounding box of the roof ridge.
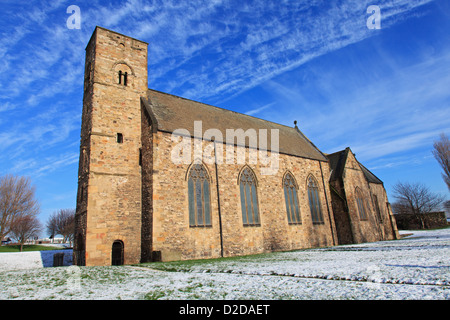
[293,124,328,161]
[145,88,328,162]
[147,88,299,131]
[357,160,383,184]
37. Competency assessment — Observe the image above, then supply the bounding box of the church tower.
[74,27,148,266]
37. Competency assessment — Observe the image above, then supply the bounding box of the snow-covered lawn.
[0,228,449,300]
[0,249,72,271]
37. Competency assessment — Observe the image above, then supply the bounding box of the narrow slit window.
[117,133,123,144]
[118,70,122,84]
[124,72,128,86]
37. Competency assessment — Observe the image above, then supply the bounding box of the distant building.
[74,27,399,266]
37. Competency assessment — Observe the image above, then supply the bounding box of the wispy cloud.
[70,0,434,102]
[245,102,275,116]
[368,154,434,171]
[0,0,435,106]
[33,152,79,177]
[145,0,435,102]
[0,0,438,180]
[265,49,450,164]
[0,102,80,176]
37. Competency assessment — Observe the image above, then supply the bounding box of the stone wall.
[140,101,154,263]
[76,27,399,267]
[340,152,382,243]
[367,183,399,240]
[329,181,354,244]
[150,132,337,261]
[75,27,148,266]
[330,151,398,245]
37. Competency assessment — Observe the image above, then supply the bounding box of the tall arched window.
[188,163,211,227]
[307,175,324,224]
[239,167,260,226]
[283,172,301,224]
[356,188,368,220]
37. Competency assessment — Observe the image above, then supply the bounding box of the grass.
[136,248,315,273]
[136,251,274,272]
[0,244,65,252]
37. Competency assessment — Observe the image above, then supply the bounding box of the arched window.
[356,188,368,220]
[239,166,260,226]
[188,163,211,227]
[283,172,301,224]
[307,175,324,224]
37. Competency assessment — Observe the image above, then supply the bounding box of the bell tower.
[74,27,148,266]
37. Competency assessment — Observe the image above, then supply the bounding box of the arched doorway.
[111,240,124,266]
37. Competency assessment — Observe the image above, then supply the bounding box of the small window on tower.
[117,133,123,144]
[118,70,128,86]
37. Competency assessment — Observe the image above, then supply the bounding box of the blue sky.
[1,0,449,234]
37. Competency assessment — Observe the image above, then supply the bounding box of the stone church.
[74,27,399,266]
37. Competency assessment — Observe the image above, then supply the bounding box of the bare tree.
[392,182,445,214]
[10,215,42,252]
[433,133,450,192]
[392,181,446,228]
[46,212,59,243]
[46,209,75,245]
[0,175,40,242]
[59,209,75,245]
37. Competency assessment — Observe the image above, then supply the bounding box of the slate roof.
[142,89,328,161]
[327,147,383,184]
[358,162,383,184]
[327,148,350,182]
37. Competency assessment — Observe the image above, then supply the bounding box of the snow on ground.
[0,250,72,271]
[0,228,449,300]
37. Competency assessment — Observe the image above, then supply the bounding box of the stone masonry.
[74,27,148,266]
[74,27,398,266]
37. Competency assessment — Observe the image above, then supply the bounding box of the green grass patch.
[0,244,66,252]
[143,286,175,300]
[136,251,278,272]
